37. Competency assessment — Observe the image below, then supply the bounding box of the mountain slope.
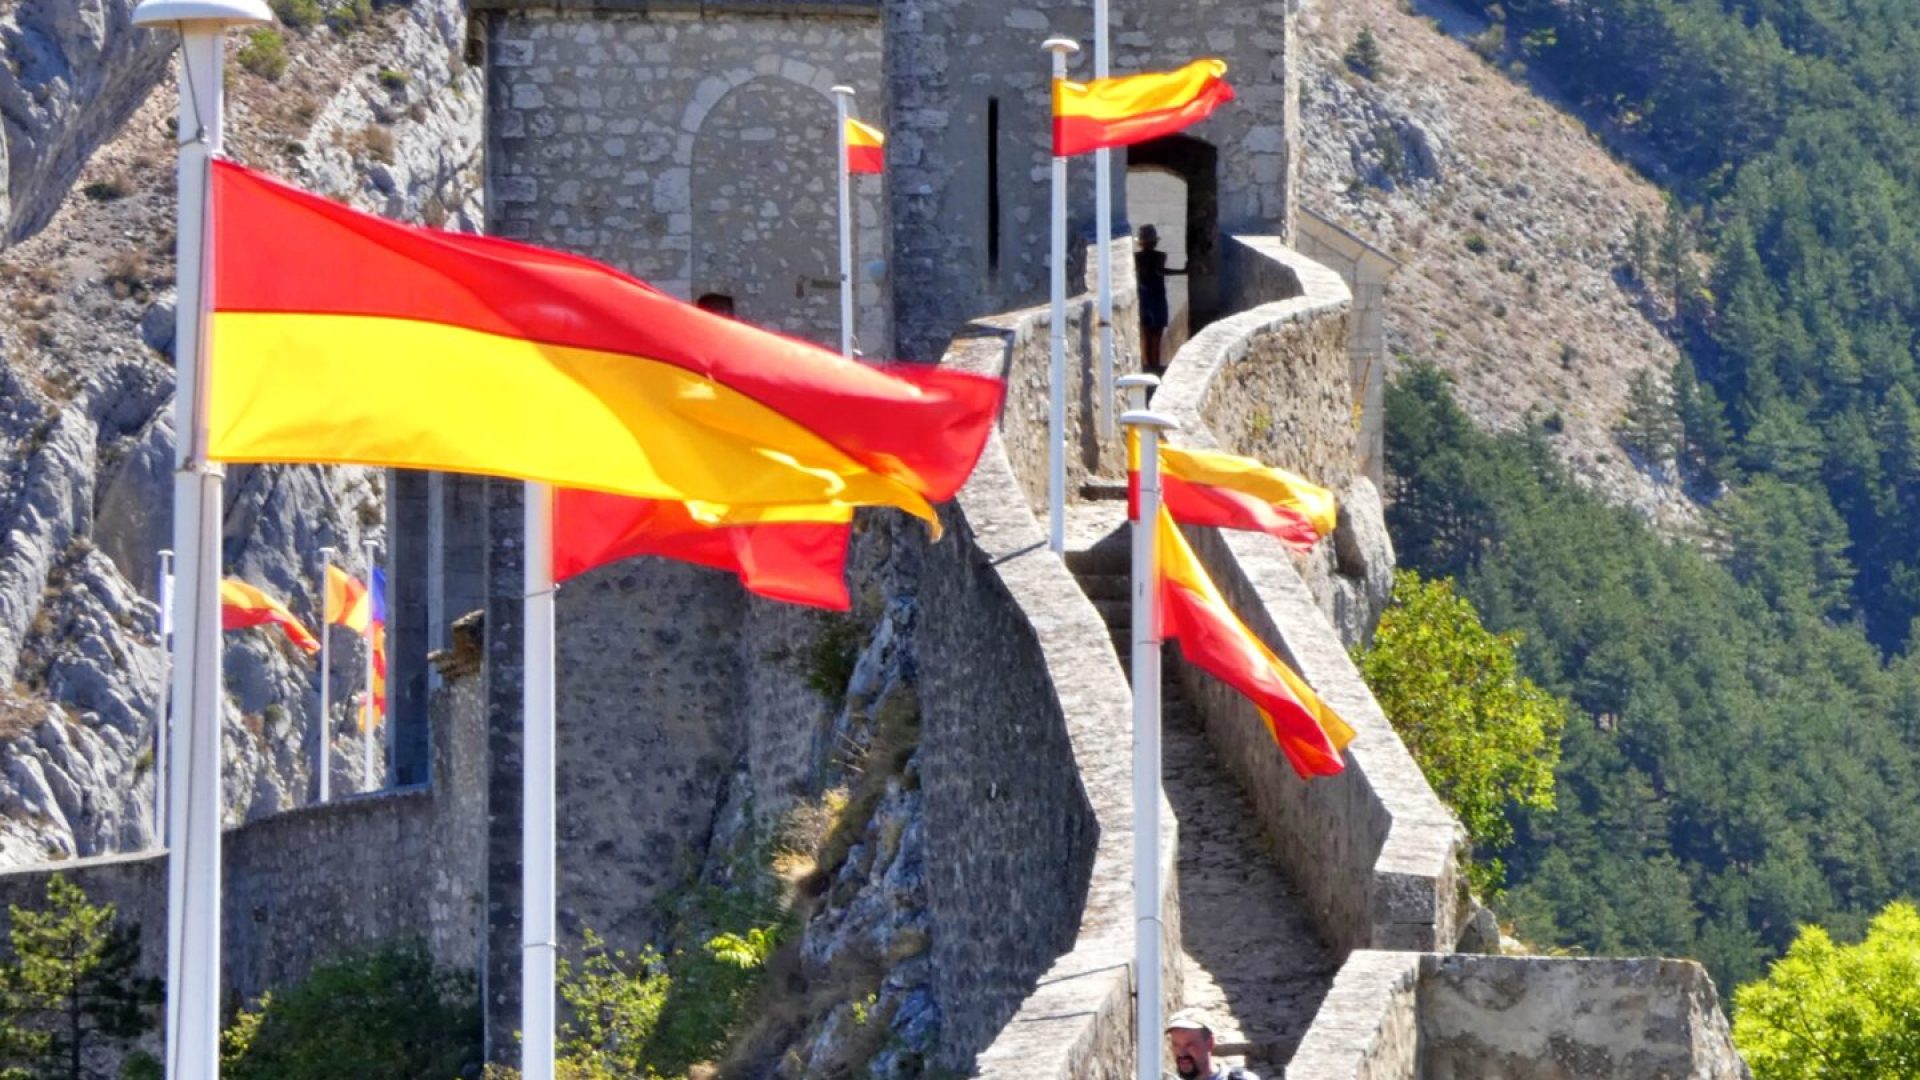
[0,0,481,863]
[1296,0,1699,528]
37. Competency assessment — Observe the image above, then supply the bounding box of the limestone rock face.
[1301,476,1396,647]
[0,0,482,863]
[0,0,173,246]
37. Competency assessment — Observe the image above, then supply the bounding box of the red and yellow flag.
[323,565,371,632]
[1131,439,1338,552]
[555,491,854,611]
[207,162,1001,519]
[220,579,320,654]
[1155,509,1353,778]
[846,118,886,175]
[1052,59,1234,156]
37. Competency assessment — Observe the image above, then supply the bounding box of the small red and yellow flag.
[207,162,1000,520]
[1131,438,1338,552]
[1155,509,1353,778]
[554,491,854,611]
[220,579,320,654]
[1052,58,1234,156]
[846,118,886,175]
[322,565,371,632]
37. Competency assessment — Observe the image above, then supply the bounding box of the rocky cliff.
[0,0,481,863]
[1297,0,1702,528]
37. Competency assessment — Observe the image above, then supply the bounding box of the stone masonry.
[887,0,1302,359]
[478,1,891,354]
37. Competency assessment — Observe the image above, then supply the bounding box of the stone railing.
[1153,236,1468,956]
[925,243,1182,1078]
[1288,953,1753,1079]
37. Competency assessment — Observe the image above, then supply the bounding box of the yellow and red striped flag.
[1155,508,1353,778]
[846,118,886,175]
[322,565,371,632]
[219,579,320,654]
[1131,438,1338,551]
[554,492,855,611]
[206,162,1001,520]
[1052,59,1234,157]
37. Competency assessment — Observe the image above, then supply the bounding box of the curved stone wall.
[928,243,1182,1078]
[1155,235,1468,956]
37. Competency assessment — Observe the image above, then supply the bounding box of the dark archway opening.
[1127,135,1221,333]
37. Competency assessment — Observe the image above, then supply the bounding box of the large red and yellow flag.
[1131,438,1338,552]
[846,118,886,175]
[555,491,854,611]
[220,579,320,654]
[1052,59,1234,157]
[207,162,1001,519]
[1155,509,1354,778]
[322,565,371,632]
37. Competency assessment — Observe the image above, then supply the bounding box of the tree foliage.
[1357,571,1566,896]
[1732,902,1920,1079]
[1442,0,1920,655]
[1386,366,1920,989]
[219,940,479,1080]
[0,875,158,1080]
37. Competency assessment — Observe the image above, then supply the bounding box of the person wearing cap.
[1166,1007,1259,1080]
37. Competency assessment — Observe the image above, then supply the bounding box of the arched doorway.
[1127,135,1221,335]
[692,78,838,344]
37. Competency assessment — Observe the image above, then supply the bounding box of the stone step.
[1080,477,1130,502]
[1089,598,1129,631]
[1074,571,1131,602]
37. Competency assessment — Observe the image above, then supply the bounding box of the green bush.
[236,29,288,81]
[220,940,479,1080]
[269,0,322,29]
[1356,571,1566,896]
[1344,26,1384,79]
[1732,902,1920,1079]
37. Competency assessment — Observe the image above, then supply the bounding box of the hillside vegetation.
[1446,0,1920,653]
[1386,366,1920,991]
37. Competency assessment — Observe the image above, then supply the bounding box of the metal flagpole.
[363,537,377,790]
[317,545,333,803]
[1095,0,1116,441]
[1121,377,1175,1080]
[832,85,856,359]
[131,2,272,1077]
[153,549,172,847]
[1045,36,1080,555]
[522,482,559,1080]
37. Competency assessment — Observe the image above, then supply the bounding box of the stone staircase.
[1065,492,1339,1077]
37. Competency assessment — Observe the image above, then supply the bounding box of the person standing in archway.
[1136,224,1190,377]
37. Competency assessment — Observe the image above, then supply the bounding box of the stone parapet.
[1154,235,1468,956]
[931,247,1178,1078]
[1289,953,1754,1079]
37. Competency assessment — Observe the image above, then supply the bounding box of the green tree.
[1345,26,1384,79]
[1356,571,1567,895]
[1617,367,1682,464]
[553,930,672,1080]
[1732,901,1920,1079]
[0,875,159,1080]
[220,941,478,1080]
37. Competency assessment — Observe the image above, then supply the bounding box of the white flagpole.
[153,549,172,848]
[831,85,856,359]
[317,545,334,803]
[1121,377,1175,1080]
[132,3,272,1077]
[1095,0,1116,441]
[1045,37,1080,555]
[363,537,378,791]
[522,482,559,1080]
